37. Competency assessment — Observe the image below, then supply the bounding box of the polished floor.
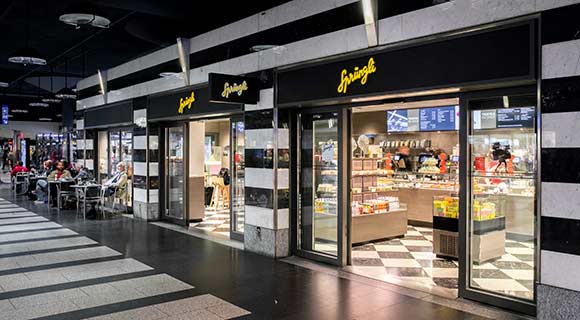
[0,185,531,319]
[349,226,534,300]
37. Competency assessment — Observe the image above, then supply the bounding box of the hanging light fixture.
[0,82,8,88]
[55,59,76,100]
[42,66,61,103]
[59,2,110,29]
[8,0,46,66]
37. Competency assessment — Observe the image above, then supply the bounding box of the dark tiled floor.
[0,187,529,319]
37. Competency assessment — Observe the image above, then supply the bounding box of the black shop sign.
[209,73,259,104]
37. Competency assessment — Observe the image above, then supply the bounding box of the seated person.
[10,161,28,177]
[73,163,92,182]
[48,161,72,181]
[103,163,128,199]
[31,160,54,202]
[47,161,73,207]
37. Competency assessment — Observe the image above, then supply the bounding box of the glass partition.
[298,112,340,257]
[467,94,537,301]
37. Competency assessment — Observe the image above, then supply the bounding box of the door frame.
[159,121,190,226]
[290,106,349,266]
[229,115,245,242]
[458,85,538,315]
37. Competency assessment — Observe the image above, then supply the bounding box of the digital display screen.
[496,107,535,128]
[1,105,8,125]
[419,106,459,131]
[387,109,419,132]
[472,109,497,130]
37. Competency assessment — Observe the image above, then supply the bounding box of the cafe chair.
[76,185,102,219]
[14,172,29,196]
[56,181,76,211]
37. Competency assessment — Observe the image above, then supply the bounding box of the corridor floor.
[0,187,531,319]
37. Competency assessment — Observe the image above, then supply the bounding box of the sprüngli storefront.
[277,19,539,315]
[147,79,256,242]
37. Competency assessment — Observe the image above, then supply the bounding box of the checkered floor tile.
[189,208,244,238]
[350,226,535,300]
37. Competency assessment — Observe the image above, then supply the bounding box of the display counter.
[352,207,408,244]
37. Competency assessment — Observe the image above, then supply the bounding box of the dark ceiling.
[0,0,292,121]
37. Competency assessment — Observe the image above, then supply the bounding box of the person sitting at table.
[39,160,53,176]
[46,161,73,207]
[73,164,92,182]
[103,162,128,200]
[10,161,28,177]
[33,160,54,204]
[48,161,72,181]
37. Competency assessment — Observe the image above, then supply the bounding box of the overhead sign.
[209,73,258,104]
[337,57,377,94]
[1,105,9,125]
[148,85,242,121]
[277,23,535,106]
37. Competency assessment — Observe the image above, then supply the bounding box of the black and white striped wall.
[132,106,160,221]
[243,89,290,257]
[538,3,580,319]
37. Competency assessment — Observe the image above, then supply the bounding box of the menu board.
[419,106,458,131]
[387,109,419,132]
[496,107,535,128]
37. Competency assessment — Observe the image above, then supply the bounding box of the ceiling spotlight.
[159,72,183,79]
[29,102,49,107]
[38,118,52,121]
[250,45,277,52]
[55,87,76,99]
[8,47,47,66]
[0,82,9,88]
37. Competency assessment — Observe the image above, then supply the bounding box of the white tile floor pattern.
[0,198,251,320]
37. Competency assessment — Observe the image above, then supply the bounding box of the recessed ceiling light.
[38,117,52,121]
[29,102,49,107]
[55,87,76,99]
[11,109,29,113]
[42,97,61,103]
[0,82,9,88]
[250,45,277,52]
[159,72,183,79]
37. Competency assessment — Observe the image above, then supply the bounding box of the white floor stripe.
[0,217,48,226]
[0,236,94,255]
[0,228,77,243]
[0,258,153,293]
[0,246,121,272]
[0,222,62,233]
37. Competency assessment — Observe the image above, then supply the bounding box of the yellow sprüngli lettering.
[337,57,376,94]
[222,81,249,99]
[178,92,195,114]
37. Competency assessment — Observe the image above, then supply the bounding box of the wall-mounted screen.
[419,106,459,131]
[387,109,419,132]
[496,107,535,128]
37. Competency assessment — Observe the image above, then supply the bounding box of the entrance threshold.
[151,221,244,251]
[281,256,533,320]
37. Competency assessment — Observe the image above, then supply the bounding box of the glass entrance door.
[460,89,537,315]
[230,117,245,241]
[296,110,346,265]
[163,125,188,225]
